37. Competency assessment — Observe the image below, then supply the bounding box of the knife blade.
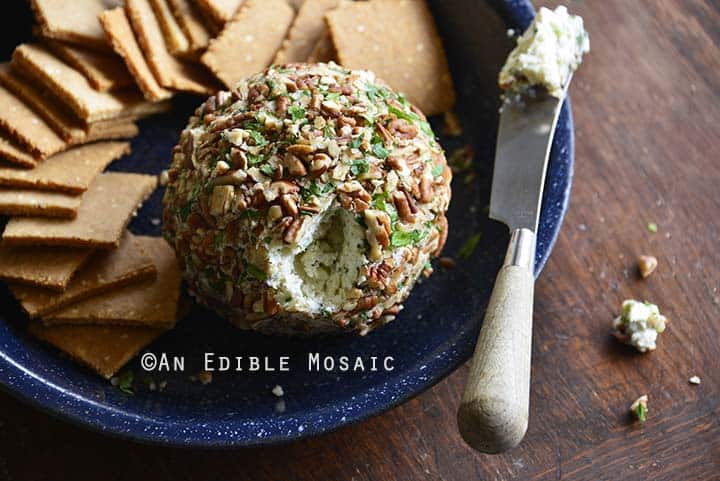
[490,86,569,234]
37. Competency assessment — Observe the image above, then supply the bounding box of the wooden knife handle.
[457,230,535,453]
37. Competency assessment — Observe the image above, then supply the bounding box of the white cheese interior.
[268,207,366,315]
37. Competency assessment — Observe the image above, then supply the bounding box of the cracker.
[85,120,140,142]
[30,0,112,52]
[0,135,38,169]
[44,236,182,328]
[11,44,171,123]
[28,322,166,379]
[12,232,156,318]
[0,189,81,219]
[43,39,134,92]
[167,0,212,52]
[195,0,243,24]
[0,84,66,159]
[2,172,157,249]
[0,64,139,144]
[0,141,130,194]
[274,0,339,64]
[149,0,190,55]
[0,245,92,290]
[326,0,456,116]
[99,8,173,102]
[307,30,335,63]
[126,0,219,95]
[201,0,294,88]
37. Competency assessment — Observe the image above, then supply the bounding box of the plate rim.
[0,0,573,448]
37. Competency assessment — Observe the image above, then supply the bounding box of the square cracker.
[274,0,339,64]
[149,0,190,56]
[12,232,157,318]
[167,0,212,52]
[11,44,171,123]
[307,30,335,63]
[44,40,135,92]
[0,141,130,194]
[326,0,456,116]
[0,189,82,219]
[126,0,220,95]
[0,245,92,290]
[2,172,157,249]
[201,0,294,88]
[0,84,66,160]
[30,0,113,52]
[99,8,173,102]
[28,322,166,379]
[0,64,138,144]
[43,236,182,328]
[195,0,243,24]
[0,135,38,169]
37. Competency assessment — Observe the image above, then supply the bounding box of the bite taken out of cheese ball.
[162,63,452,335]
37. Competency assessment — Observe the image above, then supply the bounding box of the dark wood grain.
[1,0,719,480]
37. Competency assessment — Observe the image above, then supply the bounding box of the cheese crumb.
[499,6,589,97]
[612,299,668,352]
[689,376,701,385]
[272,385,284,397]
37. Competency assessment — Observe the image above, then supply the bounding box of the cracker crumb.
[272,384,284,397]
[689,375,701,385]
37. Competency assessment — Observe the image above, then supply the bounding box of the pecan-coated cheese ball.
[162,63,452,335]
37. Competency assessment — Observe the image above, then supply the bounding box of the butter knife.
[457,81,571,454]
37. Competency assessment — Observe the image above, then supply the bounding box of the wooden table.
[1,1,718,479]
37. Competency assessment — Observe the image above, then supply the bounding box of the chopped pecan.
[275,95,289,116]
[364,210,392,260]
[393,191,415,222]
[366,260,393,289]
[263,291,280,316]
[210,185,234,215]
[283,217,304,243]
[433,215,449,256]
[270,180,300,195]
[287,144,314,156]
[376,123,393,144]
[386,155,406,171]
[419,175,433,203]
[321,100,342,117]
[282,154,307,177]
[387,118,418,139]
[280,194,299,217]
[356,295,379,311]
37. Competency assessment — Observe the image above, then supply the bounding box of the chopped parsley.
[289,105,306,121]
[635,402,647,423]
[458,233,482,259]
[372,192,398,222]
[178,203,191,222]
[372,142,389,159]
[246,263,267,281]
[431,164,444,177]
[239,208,261,220]
[391,229,423,248]
[260,164,275,177]
[301,180,334,202]
[117,369,134,395]
[249,130,268,147]
[349,136,363,149]
[646,222,658,233]
[350,159,369,176]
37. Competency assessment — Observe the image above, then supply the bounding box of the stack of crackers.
[0,0,456,382]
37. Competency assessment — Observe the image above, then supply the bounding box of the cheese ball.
[162,63,452,335]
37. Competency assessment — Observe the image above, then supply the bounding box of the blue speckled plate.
[0,0,573,447]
